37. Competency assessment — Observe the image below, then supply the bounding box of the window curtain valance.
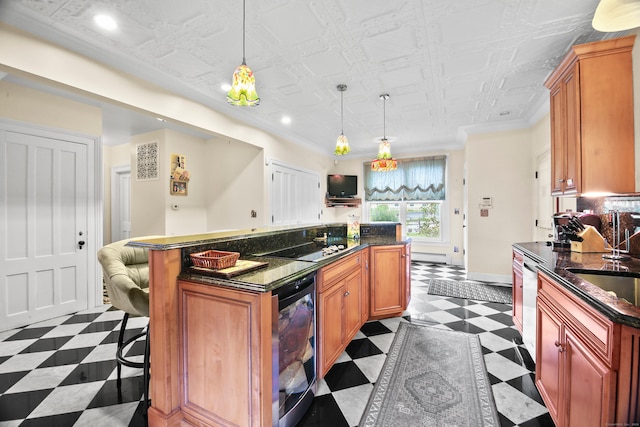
[364,156,446,201]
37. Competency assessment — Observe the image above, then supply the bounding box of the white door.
[111,166,131,241]
[270,161,320,225]
[536,151,554,242]
[0,127,89,330]
[462,162,468,269]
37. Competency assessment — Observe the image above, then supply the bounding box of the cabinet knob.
[554,340,565,353]
[344,291,350,297]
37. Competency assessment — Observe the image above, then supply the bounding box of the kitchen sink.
[566,269,640,306]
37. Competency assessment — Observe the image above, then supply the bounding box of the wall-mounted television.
[327,174,358,197]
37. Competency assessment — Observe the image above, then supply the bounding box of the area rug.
[427,278,512,304]
[359,322,500,427]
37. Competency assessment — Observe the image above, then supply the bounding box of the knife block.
[570,225,608,253]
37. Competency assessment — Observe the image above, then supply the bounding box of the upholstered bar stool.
[97,237,155,411]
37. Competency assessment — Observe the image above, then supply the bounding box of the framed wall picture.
[171,180,188,195]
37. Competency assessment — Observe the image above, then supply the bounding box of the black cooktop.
[260,241,349,262]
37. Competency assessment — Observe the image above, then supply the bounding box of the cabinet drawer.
[538,272,617,365]
[318,251,362,293]
[513,250,523,264]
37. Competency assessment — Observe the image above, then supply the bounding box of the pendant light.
[227,0,260,106]
[334,84,351,155]
[593,0,640,31]
[371,94,397,172]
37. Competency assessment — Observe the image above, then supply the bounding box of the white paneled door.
[270,161,320,226]
[0,127,89,330]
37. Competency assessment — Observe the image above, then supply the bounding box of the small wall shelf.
[325,197,361,208]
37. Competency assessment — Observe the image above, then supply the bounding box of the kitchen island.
[513,242,640,427]
[128,223,410,427]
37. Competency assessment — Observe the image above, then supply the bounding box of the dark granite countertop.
[136,225,409,292]
[513,242,640,329]
[179,238,408,292]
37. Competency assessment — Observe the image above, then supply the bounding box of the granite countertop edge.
[178,237,410,293]
[513,242,640,329]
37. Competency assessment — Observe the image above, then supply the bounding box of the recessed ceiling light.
[281,116,292,125]
[94,14,118,31]
[221,83,232,92]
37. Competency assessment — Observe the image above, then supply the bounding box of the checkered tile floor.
[0,262,553,426]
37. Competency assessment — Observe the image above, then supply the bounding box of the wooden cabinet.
[175,279,273,427]
[536,272,618,427]
[369,243,409,319]
[512,249,523,333]
[404,242,412,309]
[317,251,364,378]
[544,35,635,196]
[564,328,615,427]
[361,248,370,324]
[536,297,563,423]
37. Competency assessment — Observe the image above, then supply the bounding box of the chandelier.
[371,94,397,172]
[335,84,350,155]
[227,0,260,106]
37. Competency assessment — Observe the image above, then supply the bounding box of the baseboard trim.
[466,272,511,284]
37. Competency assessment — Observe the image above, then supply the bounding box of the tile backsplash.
[577,195,640,237]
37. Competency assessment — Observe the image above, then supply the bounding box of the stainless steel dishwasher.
[521,256,538,362]
[272,271,317,427]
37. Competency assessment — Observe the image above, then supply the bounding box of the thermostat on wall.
[480,197,492,208]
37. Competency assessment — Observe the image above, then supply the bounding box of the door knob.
[78,240,86,249]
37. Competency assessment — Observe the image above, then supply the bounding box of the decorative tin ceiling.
[0,0,622,155]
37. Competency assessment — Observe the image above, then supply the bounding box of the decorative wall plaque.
[136,141,159,181]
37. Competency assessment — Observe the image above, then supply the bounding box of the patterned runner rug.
[359,322,500,427]
[427,278,512,304]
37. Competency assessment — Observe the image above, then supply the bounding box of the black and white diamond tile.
[0,304,149,426]
[0,262,553,427]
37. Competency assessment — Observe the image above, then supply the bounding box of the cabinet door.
[370,245,405,318]
[318,283,345,378]
[563,65,580,194]
[564,329,615,427]
[403,242,412,310]
[344,268,362,342]
[361,249,370,324]
[536,298,563,426]
[549,83,566,195]
[512,252,523,333]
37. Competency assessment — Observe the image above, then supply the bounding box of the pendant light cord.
[341,90,344,134]
[242,0,246,64]
[383,95,386,140]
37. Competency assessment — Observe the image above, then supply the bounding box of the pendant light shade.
[371,94,397,172]
[227,0,260,106]
[335,84,350,155]
[593,0,640,32]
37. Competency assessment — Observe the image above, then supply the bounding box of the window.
[364,156,446,242]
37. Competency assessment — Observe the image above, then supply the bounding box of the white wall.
[130,129,211,236]
[466,128,534,281]
[0,79,101,136]
[205,136,264,231]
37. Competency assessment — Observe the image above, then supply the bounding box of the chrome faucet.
[603,210,630,261]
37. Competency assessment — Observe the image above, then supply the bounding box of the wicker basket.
[190,250,240,270]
